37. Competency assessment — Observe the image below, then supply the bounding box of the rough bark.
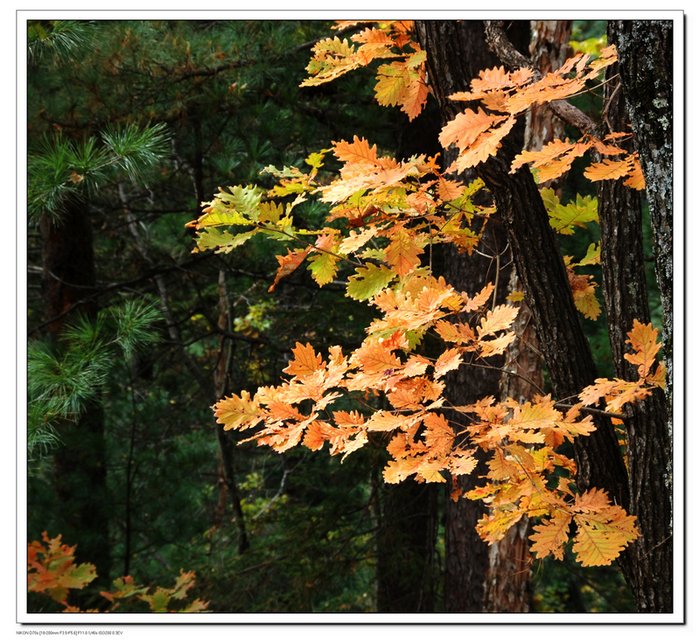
[40,201,111,580]
[525,21,572,153]
[596,28,672,612]
[415,19,530,613]
[610,21,673,417]
[484,21,570,613]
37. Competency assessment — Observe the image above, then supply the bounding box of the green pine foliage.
[27,298,163,462]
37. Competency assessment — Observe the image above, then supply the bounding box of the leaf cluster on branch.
[189,20,666,569]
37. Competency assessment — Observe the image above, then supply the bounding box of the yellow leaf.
[476,508,525,544]
[506,290,524,303]
[214,391,261,432]
[572,507,639,566]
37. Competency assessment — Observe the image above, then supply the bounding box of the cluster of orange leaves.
[306,21,643,190]
[28,532,209,613]
[441,48,644,189]
[191,22,664,567]
[302,21,428,120]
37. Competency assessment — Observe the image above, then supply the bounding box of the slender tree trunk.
[40,201,111,580]
[123,186,251,555]
[376,480,438,612]
[609,21,674,415]
[213,270,250,554]
[597,23,672,612]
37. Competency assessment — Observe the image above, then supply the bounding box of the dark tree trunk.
[473,137,630,509]
[596,24,672,612]
[213,270,250,554]
[415,19,530,612]
[376,480,438,612]
[484,21,570,613]
[417,17,631,542]
[40,201,111,580]
[609,21,674,413]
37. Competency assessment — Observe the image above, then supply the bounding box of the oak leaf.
[268,247,311,292]
[346,263,395,301]
[624,320,662,379]
[283,342,325,378]
[530,510,572,561]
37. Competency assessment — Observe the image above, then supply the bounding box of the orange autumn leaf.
[438,107,501,152]
[476,304,519,338]
[433,347,463,379]
[584,157,634,182]
[449,117,517,173]
[385,226,423,276]
[283,342,326,378]
[530,510,572,561]
[624,154,646,190]
[624,320,662,379]
[511,138,591,183]
[268,247,311,292]
[462,282,495,313]
[333,135,380,167]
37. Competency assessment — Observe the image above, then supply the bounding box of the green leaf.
[307,251,340,287]
[195,228,257,253]
[541,188,598,235]
[576,242,601,267]
[346,264,395,301]
[216,185,263,218]
[196,207,253,228]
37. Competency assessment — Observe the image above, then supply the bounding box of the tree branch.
[483,20,597,134]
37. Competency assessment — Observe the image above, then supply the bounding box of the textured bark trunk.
[596,23,673,612]
[415,19,530,613]
[40,201,111,580]
[525,21,572,154]
[417,16,630,523]
[609,21,673,416]
[484,21,570,613]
